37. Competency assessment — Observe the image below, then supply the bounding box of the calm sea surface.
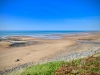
[0,31,92,39]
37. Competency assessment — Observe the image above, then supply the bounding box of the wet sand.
[0,32,100,71]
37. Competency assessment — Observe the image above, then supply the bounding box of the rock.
[0,70,4,75]
[15,59,20,62]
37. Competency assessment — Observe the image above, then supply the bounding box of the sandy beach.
[0,32,100,72]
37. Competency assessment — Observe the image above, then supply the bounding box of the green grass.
[21,61,64,75]
[8,52,99,75]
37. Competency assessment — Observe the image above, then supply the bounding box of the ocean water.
[0,31,90,39]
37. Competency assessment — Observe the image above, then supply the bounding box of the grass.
[8,52,100,75]
[21,61,64,75]
[54,52,100,75]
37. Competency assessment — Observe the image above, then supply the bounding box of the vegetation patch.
[55,53,100,75]
[21,61,63,75]
[21,52,100,75]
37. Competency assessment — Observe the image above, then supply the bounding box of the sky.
[0,0,100,31]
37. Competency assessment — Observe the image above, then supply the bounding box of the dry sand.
[0,32,100,70]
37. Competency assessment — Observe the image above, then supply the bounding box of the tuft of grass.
[21,61,64,75]
[89,68,99,72]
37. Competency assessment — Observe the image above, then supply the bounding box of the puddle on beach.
[42,36,62,39]
[32,35,62,39]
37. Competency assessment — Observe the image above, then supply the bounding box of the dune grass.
[55,52,100,75]
[21,52,100,75]
[21,61,64,75]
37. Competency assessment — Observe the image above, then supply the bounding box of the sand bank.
[0,32,100,72]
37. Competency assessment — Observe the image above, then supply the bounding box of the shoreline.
[0,32,100,74]
[0,31,99,39]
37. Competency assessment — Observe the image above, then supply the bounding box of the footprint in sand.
[31,50,36,51]
[26,53,29,55]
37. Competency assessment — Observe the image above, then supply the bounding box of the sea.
[0,31,94,39]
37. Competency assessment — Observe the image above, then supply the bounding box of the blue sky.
[0,0,100,31]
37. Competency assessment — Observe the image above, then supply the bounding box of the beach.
[0,32,100,74]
